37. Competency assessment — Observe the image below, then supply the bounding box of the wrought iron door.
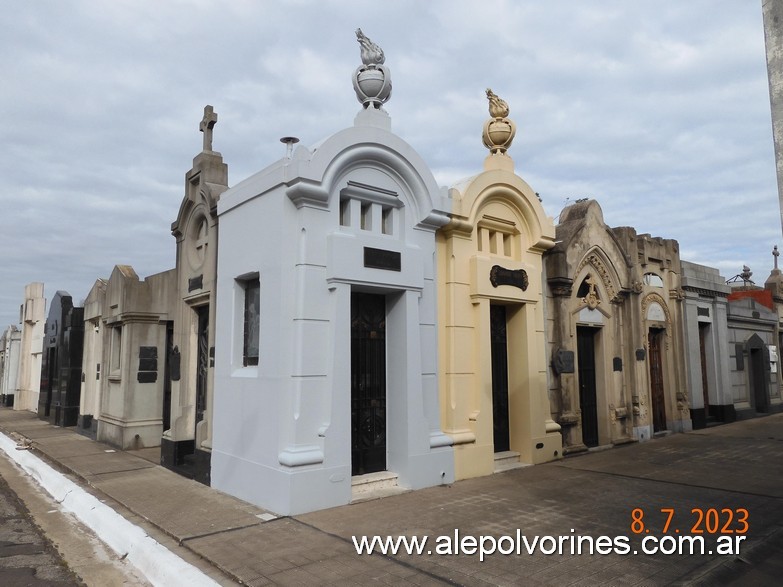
[698,324,710,413]
[163,321,173,431]
[195,305,209,426]
[648,329,666,432]
[351,293,386,476]
[577,327,599,447]
[490,305,510,453]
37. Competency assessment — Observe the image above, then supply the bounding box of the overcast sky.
[1,0,780,328]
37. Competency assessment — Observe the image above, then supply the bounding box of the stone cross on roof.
[200,105,218,152]
[774,245,780,270]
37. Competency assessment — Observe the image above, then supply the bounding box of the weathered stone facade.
[545,200,689,453]
[763,0,783,233]
[0,325,21,407]
[78,278,107,439]
[545,200,635,451]
[15,283,45,412]
[725,291,782,418]
[162,106,228,484]
[681,261,733,428]
[93,266,176,450]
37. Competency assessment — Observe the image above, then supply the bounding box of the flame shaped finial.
[356,28,385,66]
[486,88,509,118]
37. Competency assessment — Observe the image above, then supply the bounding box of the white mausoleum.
[211,30,454,515]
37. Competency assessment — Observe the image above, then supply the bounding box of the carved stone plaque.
[490,265,528,291]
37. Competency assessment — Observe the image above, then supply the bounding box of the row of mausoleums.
[1,36,782,515]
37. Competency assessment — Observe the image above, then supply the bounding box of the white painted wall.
[212,110,454,515]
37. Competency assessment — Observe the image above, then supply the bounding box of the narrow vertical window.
[360,202,371,230]
[340,199,350,226]
[489,230,498,254]
[243,278,260,366]
[381,207,393,235]
[110,326,122,375]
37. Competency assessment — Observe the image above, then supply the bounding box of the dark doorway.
[698,324,710,413]
[750,347,769,413]
[351,292,387,476]
[41,347,56,418]
[577,327,599,447]
[163,321,173,431]
[490,305,510,453]
[195,305,209,431]
[648,329,667,432]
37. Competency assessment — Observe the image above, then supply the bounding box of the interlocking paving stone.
[1,408,782,585]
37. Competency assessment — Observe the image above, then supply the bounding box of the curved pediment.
[447,170,555,253]
[642,292,671,323]
[285,125,448,230]
[573,247,625,304]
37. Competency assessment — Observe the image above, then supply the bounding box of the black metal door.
[42,347,56,418]
[351,293,386,476]
[577,327,599,447]
[163,321,173,431]
[490,305,510,453]
[648,329,667,432]
[750,348,769,413]
[195,306,209,428]
[698,324,710,413]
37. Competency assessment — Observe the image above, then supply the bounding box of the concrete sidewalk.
[1,409,781,586]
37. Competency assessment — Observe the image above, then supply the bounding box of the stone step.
[351,471,407,503]
[494,450,529,473]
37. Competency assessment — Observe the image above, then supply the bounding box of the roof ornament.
[726,265,755,287]
[482,89,516,155]
[353,29,392,110]
[200,105,218,152]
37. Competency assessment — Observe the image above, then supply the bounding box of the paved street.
[0,464,81,586]
[0,408,781,586]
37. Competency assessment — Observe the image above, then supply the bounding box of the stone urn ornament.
[353,29,392,109]
[482,88,516,154]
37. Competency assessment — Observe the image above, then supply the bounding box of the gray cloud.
[1,0,779,327]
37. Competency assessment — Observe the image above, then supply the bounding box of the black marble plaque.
[139,346,157,359]
[697,307,710,317]
[613,357,623,372]
[735,343,744,371]
[490,265,528,291]
[137,371,158,384]
[364,247,401,271]
[635,348,646,361]
[138,358,157,371]
[551,349,574,375]
[188,274,203,292]
[138,346,158,383]
[169,346,181,381]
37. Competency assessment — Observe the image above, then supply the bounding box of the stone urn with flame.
[353,29,392,109]
[482,89,517,154]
